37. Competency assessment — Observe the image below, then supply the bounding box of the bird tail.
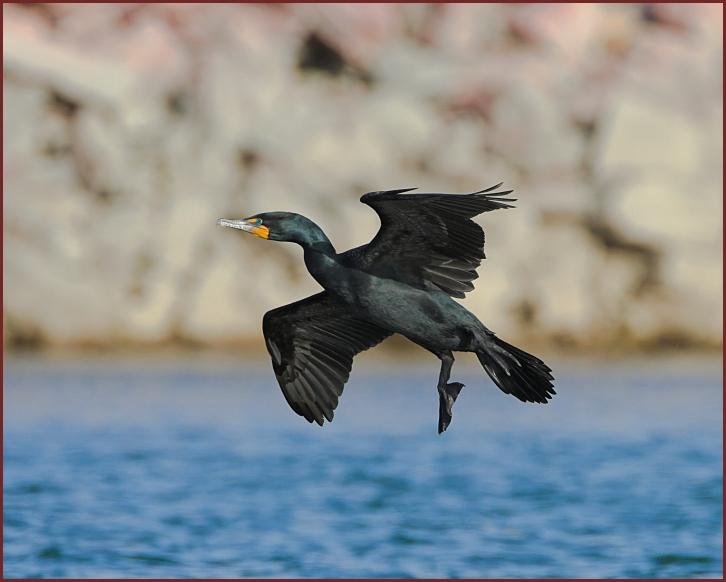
[476,334,555,403]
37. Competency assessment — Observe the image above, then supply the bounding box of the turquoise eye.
[255,218,263,225]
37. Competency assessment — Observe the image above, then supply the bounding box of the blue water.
[4,356,723,578]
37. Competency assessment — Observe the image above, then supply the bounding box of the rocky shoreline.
[4,4,722,353]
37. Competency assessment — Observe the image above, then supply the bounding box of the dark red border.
[1,2,724,581]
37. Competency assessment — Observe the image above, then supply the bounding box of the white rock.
[596,95,701,178]
[608,176,722,249]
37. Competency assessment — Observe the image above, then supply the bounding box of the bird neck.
[302,234,343,292]
[293,218,342,290]
[296,220,336,256]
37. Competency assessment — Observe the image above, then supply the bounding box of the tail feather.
[477,335,555,403]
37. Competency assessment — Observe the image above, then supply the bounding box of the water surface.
[4,356,723,578]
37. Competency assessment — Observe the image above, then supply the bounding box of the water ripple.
[4,360,723,578]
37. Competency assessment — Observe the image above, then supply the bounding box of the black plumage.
[218,185,555,433]
[263,292,391,424]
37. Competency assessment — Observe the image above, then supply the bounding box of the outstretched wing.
[344,185,515,298]
[262,292,392,425]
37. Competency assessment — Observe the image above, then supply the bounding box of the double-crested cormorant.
[218,185,555,433]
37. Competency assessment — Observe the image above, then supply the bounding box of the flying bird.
[218,185,554,433]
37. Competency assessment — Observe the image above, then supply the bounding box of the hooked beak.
[217,218,270,239]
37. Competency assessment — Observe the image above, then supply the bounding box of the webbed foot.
[438,382,465,434]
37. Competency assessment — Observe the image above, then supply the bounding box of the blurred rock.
[3,3,722,352]
[597,95,702,179]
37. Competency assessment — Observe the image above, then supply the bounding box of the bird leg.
[437,352,464,434]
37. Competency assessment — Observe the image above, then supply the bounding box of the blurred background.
[3,2,723,352]
[3,3,723,579]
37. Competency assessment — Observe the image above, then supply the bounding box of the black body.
[223,185,555,433]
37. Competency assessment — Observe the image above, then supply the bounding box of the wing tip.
[477,182,504,193]
[361,187,418,203]
[361,184,516,206]
[470,184,517,210]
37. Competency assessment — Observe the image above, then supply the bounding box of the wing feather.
[263,292,392,425]
[346,185,515,297]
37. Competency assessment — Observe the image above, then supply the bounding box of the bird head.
[217,212,316,243]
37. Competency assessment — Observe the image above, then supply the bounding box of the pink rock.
[507,3,600,57]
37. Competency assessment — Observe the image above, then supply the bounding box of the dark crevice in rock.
[48,91,80,119]
[574,118,598,141]
[45,92,119,206]
[550,332,577,350]
[128,283,144,300]
[640,5,689,31]
[165,90,190,117]
[68,142,119,205]
[541,209,661,297]
[640,330,708,352]
[93,188,116,204]
[298,32,346,75]
[42,141,72,158]
[297,32,373,85]
[583,217,660,294]
[166,330,205,350]
[75,169,119,205]
[44,91,117,205]
[577,111,660,297]
[584,217,654,255]
[5,319,46,351]
[513,300,537,326]
[238,148,261,172]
